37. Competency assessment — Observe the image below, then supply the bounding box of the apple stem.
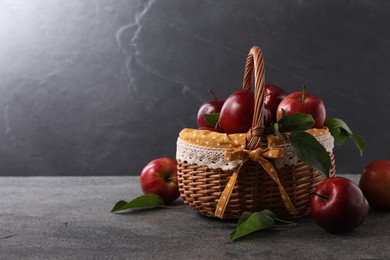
[301,84,306,103]
[209,90,218,101]
[311,192,329,200]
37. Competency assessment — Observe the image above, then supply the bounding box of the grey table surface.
[1,174,389,260]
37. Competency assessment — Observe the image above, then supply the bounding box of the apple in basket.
[263,106,272,128]
[264,84,288,122]
[139,158,180,204]
[197,90,225,129]
[310,177,369,232]
[359,160,390,209]
[276,85,326,129]
[218,90,255,134]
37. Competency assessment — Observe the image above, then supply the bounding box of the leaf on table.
[235,211,252,228]
[230,210,275,241]
[111,194,164,213]
[230,210,295,241]
[111,200,129,212]
[289,131,331,178]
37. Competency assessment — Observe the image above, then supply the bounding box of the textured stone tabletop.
[1,174,389,259]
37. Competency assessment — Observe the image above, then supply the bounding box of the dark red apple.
[139,158,180,204]
[218,90,254,134]
[264,84,288,122]
[263,105,272,128]
[310,177,369,232]
[276,86,326,129]
[197,90,225,128]
[359,160,390,209]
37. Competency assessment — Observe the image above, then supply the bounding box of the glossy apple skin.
[310,177,369,232]
[263,106,272,128]
[196,100,225,128]
[139,158,180,204]
[218,90,254,134]
[264,84,288,122]
[276,91,326,128]
[359,160,390,209]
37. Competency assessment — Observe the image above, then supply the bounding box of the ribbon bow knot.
[225,147,284,162]
[214,147,299,218]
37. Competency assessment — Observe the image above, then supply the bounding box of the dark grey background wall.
[0,0,389,176]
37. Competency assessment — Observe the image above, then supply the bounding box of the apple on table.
[359,160,390,210]
[140,158,180,204]
[310,177,369,232]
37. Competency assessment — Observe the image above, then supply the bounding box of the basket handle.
[243,46,266,150]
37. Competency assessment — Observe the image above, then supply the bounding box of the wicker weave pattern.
[178,153,335,219]
[176,45,336,219]
[244,47,266,150]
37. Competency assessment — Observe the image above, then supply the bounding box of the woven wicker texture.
[177,45,336,219]
[178,154,335,219]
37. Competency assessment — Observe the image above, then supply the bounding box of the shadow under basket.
[177,153,336,219]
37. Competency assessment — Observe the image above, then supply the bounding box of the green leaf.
[325,118,351,145]
[289,131,331,178]
[325,118,353,135]
[280,108,287,121]
[351,134,366,156]
[230,211,275,241]
[329,128,350,146]
[204,113,220,127]
[111,200,128,212]
[259,209,277,219]
[111,194,164,213]
[273,123,285,138]
[278,112,315,132]
[325,118,366,156]
[230,210,296,241]
[230,211,252,238]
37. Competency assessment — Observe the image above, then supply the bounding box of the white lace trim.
[271,133,334,169]
[176,133,334,170]
[176,139,243,171]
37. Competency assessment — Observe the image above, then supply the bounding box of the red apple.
[264,84,288,122]
[197,90,225,128]
[263,105,272,128]
[359,160,390,209]
[139,158,180,204]
[310,177,369,232]
[276,85,326,129]
[218,90,254,134]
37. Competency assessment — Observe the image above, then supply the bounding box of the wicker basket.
[176,46,336,219]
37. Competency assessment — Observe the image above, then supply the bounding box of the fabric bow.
[214,147,299,218]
